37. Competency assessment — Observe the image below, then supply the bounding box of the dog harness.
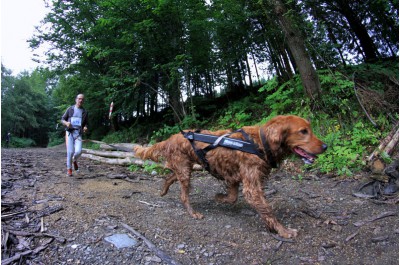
[181,128,277,172]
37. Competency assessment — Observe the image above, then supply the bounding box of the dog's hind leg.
[160,173,177,196]
[215,182,239,204]
[242,176,298,239]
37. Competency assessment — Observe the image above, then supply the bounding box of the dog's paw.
[191,212,204,219]
[215,193,237,204]
[277,227,298,239]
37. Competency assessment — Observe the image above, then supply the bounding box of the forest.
[1,0,398,175]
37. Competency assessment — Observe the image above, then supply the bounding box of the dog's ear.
[262,116,289,149]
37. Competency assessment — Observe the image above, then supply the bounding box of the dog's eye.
[300,129,308,135]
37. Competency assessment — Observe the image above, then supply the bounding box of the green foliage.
[1,68,53,147]
[143,162,171,175]
[217,110,252,129]
[151,114,208,143]
[310,121,381,176]
[259,76,303,119]
[102,130,135,144]
[151,124,181,143]
[82,142,101,150]
[47,132,65,147]
[7,137,36,148]
[292,174,304,181]
[128,162,170,175]
[128,164,141,172]
[215,97,264,129]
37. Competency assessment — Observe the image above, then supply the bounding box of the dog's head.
[262,115,327,164]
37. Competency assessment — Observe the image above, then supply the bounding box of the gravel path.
[1,146,398,265]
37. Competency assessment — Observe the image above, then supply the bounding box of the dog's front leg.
[178,175,204,219]
[242,179,298,239]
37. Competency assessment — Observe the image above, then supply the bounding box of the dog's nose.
[322,143,328,151]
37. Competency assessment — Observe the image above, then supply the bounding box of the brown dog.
[134,115,327,238]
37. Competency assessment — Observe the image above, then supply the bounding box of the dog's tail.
[133,142,166,162]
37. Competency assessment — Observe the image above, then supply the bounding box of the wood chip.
[371,235,389,243]
[138,200,161,208]
[353,211,397,227]
[345,231,359,242]
[36,204,63,218]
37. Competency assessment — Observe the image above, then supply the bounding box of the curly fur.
[134,115,327,238]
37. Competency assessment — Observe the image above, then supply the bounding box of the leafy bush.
[216,110,252,129]
[7,137,36,148]
[128,162,170,175]
[310,121,381,176]
[47,131,65,147]
[259,76,303,119]
[150,114,208,143]
[215,97,264,129]
[102,124,150,144]
[102,130,130,143]
[47,137,65,147]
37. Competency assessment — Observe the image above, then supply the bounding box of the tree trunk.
[270,0,321,100]
[335,0,378,61]
[168,78,183,123]
[250,50,261,84]
[245,55,253,88]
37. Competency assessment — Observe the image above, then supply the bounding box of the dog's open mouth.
[293,147,317,164]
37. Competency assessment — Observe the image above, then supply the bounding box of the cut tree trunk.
[83,139,139,152]
[383,127,399,155]
[81,143,203,171]
[81,153,157,166]
[98,143,138,152]
[82,148,136,158]
[368,122,399,174]
[368,122,399,162]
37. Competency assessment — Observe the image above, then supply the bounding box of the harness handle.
[181,129,270,172]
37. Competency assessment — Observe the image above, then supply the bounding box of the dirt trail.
[1,146,398,265]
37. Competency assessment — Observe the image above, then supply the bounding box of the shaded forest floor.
[1,146,399,265]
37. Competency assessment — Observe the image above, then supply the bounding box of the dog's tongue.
[293,147,316,164]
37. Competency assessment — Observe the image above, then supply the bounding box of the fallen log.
[81,153,158,166]
[82,148,136,158]
[99,143,138,152]
[383,127,399,155]
[368,122,399,164]
[81,152,203,171]
[82,140,203,170]
[83,139,139,152]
